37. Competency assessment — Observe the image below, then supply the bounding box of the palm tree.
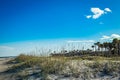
[96,42,100,51]
[99,44,104,52]
[94,42,97,53]
[92,38,120,56]
[112,38,119,55]
[91,45,95,51]
[118,40,120,55]
[103,42,108,51]
[107,42,113,56]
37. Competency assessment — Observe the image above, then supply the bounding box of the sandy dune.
[0,58,13,73]
[0,58,15,80]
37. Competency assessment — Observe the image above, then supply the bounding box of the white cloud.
[67,40,95,43]
[100,35,111,40]
[104,8,112,12]
[86,15,92,19]
[111,34,120,38]
[86,7,112,19]
[91,8,104,19]
[100,34,120,40]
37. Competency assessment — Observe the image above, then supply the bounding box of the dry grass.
[85,61,120,76]
[7,54,67,79]
[7,54,120,79]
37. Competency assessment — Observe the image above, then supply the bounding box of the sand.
[0,58,12,72]
[0,58,15,80]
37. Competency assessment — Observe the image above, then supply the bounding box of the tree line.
[51,38,120,57]
[92,38,120,56]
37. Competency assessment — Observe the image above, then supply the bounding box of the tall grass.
[7,54,120,79]
[8,54,67,79]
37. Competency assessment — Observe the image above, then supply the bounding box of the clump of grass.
[103,61,120,75]
[109,57,120,61]
[7,54,42,72]
[14,54,37,63]
[86,61,120,76]
[40,59,66,79]
[7,54,67,79]
[81,56,109,61]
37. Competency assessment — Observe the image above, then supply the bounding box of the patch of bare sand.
[0,58,15,80]
[0,58,13,72]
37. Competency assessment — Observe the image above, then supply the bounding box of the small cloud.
[86,7,112,19]
[67,40,95,43]
[100,35,111,40]
[86,15,92,19]
[100,34,120,40]
[104,8,112,12]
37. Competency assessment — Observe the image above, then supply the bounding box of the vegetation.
[7,54,67,79]
[5,38,120,80]
[86,61,120,76]
[6,53,120,80]
[51,38,120,57]
[92,38,120,56]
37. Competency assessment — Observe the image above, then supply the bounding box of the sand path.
[0,58,12,72]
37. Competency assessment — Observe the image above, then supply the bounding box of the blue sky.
[0,0,120,56]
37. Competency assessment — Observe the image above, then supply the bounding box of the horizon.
[0,0,120,56]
